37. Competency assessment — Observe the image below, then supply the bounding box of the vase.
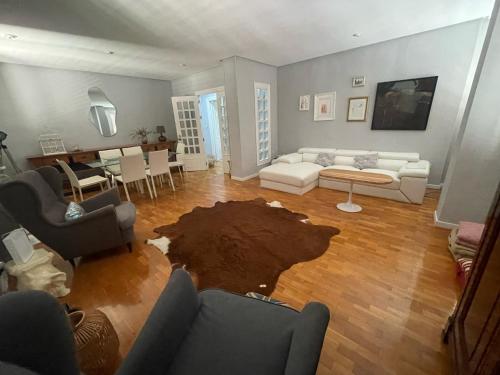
[69,309,119,375]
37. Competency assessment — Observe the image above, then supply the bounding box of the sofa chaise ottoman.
[259,148,430,204]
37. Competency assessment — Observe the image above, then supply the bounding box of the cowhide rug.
[153,198,340,295]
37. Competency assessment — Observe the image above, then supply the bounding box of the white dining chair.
[122,146,148,191]
[115,154,153,201]
[168,142,186,183]
[98,149,122,184]
[122,146,143,156]
[147,149,175,197]
[57,159,110,202]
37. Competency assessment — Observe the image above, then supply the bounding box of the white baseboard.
[434,210,458,229]
[427,183,442,190]
[231,173,259,181]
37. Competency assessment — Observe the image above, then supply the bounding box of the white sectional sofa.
[259,148,431,204]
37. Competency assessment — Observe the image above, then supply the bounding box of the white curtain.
[200,93,222,161]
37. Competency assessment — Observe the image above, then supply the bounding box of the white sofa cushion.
[259,162,324,187]
[335,149,370,156]
[376,159,408,171]
[274,153,303,164]
[404,160,428,169]
[333,156,356,166]
[298,147,336,154]
[398,160,430,178]
[378,152,420,162]
[302,152,318,163]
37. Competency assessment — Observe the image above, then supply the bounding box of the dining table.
[86,151,178,176]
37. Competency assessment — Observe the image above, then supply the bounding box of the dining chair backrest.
[122,146,143,156]
[56,159,79,187]
[99,149,122,163]
[119,154,147,183]
[148,150,170,176]
[176,142,185,163]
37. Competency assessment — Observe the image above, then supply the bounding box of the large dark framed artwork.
[371,76,438,130]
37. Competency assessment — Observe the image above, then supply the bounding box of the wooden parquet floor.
[63,168,459,375]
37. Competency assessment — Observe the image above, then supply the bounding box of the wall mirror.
[88,87,117,137]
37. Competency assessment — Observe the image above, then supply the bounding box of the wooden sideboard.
[26,141,176,168]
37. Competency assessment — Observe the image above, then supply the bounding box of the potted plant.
[130,127,152,144]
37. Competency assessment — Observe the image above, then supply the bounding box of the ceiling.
[0,0,494,81]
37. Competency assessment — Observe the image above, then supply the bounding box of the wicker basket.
[69,309,119,375]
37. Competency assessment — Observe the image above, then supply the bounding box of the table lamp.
[157,126,167,142]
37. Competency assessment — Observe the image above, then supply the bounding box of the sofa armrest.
[274,153,303,164]
[57,204,119,228]
[79,187,121,212]
[47,205,123,259]
[0,291,79,375]
[284,302,330,375]
[117,269,200,375]
[398,160,430,179]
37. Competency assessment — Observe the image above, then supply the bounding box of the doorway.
[196,87,231,174]
[199,92,222,171]
[171,87,230,173]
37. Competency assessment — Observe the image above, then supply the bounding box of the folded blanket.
[450,242,476,257]
[457,221,484,248]
[448,230,476,260]
[449,229,476,250]
[456,257,473,288]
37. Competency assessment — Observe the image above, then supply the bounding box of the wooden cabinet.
[29,154,70,168]
[141,143,158,153]
[155,143,171,151]
[445,185,500,374]
[26,141,176,167]
[72,152,98,163]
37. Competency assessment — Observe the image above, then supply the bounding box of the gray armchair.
[0,166,135,261]
[0,290,79,375]
[0,270,330,375]
[119,269,330,375]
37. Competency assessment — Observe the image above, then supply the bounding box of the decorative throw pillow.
[353,153,378,169]
[314,152,336,167]
[65,202,86,221]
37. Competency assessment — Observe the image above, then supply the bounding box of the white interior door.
[171,96,208,171]
[216,92,231,174]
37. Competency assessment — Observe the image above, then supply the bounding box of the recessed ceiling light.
[107,51,115,55]
[4,33,18,40]
[179,63,187,67]
[352,33,361,38]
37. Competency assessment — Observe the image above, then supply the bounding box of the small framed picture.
[299,95,310,111]
[314,92,336,121]
[352,76,366,87]
[347,96,368,122]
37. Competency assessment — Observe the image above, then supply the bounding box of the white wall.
[277,20,484,185]
[171,66,224,96]
[436,4,500,225]
[0,63,175,170]
[223,57,278,178]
